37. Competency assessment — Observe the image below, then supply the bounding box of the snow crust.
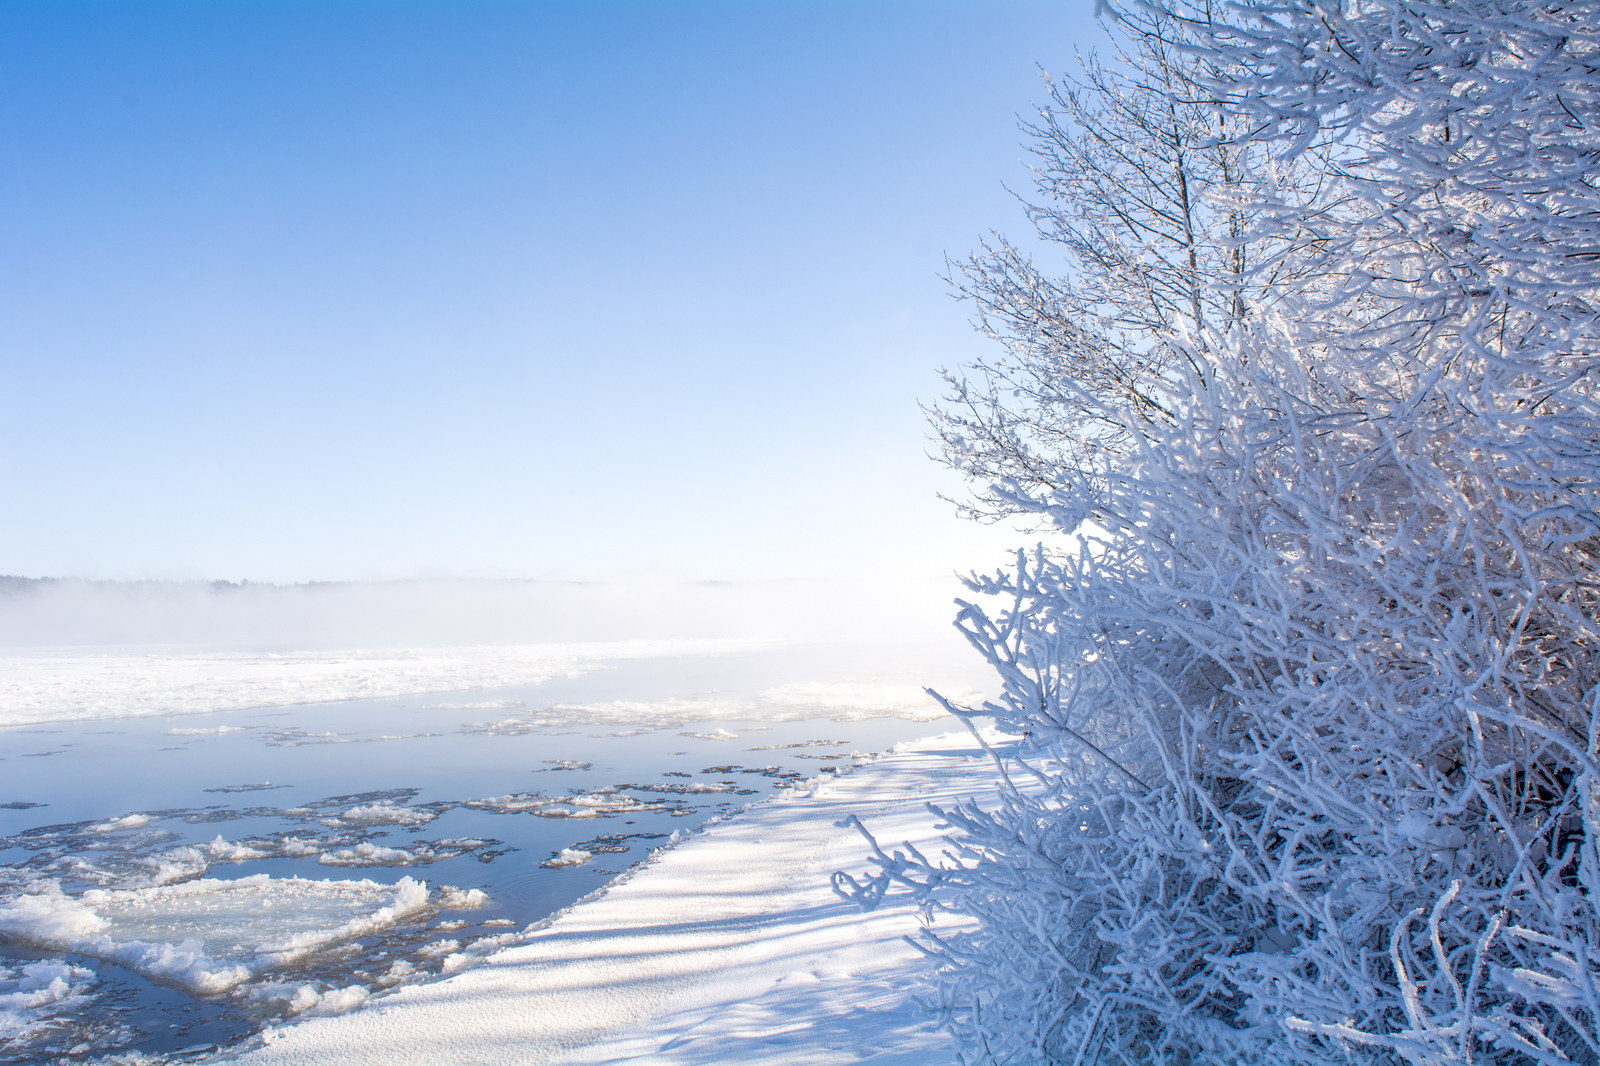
[224,731,1003,1065]
[0,876,429,995]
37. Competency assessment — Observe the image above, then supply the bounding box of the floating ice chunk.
[464,791,677,818]
[142,847,212,886]
[162,726,245,736]
[617,781,732,794]
[203,836,272,862]
[91,814,159,832]
[0,959,99,1044]
[0,875,429,995]
[459,718,569,736]
[437,886,490,909]
[337,806,438,832]
[416,938,460,958]
[0,886,109,942]
[542,759,592,771]
[338,803,436,826]
[680,728,738,741]
[318,843,416,867]
[540,849,592,868]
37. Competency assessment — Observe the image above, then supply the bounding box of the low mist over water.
[0,574,982,652]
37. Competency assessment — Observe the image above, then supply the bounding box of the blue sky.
[2,1,1100,582]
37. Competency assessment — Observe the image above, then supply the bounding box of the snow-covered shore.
[221,730,1002,1066]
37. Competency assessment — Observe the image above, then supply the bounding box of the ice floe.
[91,814,159,833]
[461,790,688,818]
[436,887,490,909]
[0,959,99,1045]
[539,849,591,869]
[337,803,437,826]
[317,843,417,867]
[680,728,738,741]
[0,875,429,995]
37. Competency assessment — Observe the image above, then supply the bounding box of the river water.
[0,641,987,1063]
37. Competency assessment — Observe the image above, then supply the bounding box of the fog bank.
[0,575,983,653]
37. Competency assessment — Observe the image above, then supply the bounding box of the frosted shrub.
[838,1,1600,1061]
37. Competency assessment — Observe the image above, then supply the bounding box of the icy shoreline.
[217,730,1005,1066]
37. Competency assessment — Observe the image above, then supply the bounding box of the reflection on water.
[0,642,982,1063]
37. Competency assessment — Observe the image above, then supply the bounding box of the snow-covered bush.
[839,2,1600,1062]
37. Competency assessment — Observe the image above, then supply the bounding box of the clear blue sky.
[2,0,1100,582]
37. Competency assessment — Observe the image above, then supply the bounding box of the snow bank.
[225,731,1007,1065]
[0,876,429,995]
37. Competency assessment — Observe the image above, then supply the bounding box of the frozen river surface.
[0,640,986,1063]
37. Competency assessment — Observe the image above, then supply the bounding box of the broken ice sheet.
[537,760,592,771]
[680,728,738,741]
[462,788,690,818]
[0,958,101,1044]
[458,718,570,737]
[539,849,592,869]
[0,875,430,995]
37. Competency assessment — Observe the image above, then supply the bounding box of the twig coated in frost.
[898,0,1600,1060]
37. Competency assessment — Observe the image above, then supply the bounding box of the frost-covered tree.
[840,1,1600,1062]
[930,3,1327,527]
